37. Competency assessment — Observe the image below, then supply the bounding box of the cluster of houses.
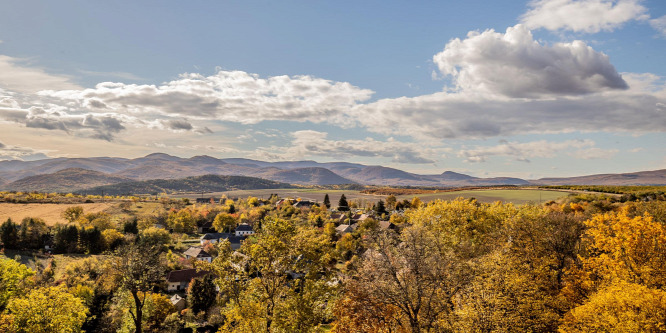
[331,211,396,234]
[165,223,256,309]
[164,196,400,310]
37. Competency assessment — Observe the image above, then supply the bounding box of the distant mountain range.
[0,153,665,193]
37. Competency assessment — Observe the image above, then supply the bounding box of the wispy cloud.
[0,55,81,93]
[457,139,596,163]
[650,15,666,37]
[0,141,51,161]
[78,69,145,81]
[253,130,437,164]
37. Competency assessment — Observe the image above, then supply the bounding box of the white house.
[166,269,208,292]
[235,223,255,236]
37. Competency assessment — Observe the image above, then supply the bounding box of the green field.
[399,189,570,204]
[178,188,570,205]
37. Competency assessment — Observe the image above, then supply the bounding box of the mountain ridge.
[1,153,665,190]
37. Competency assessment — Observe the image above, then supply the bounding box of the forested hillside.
[83,174,294,195]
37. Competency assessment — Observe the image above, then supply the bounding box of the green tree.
[19,217,48,249]
[338,194,349,211]
[187,274,217,314]
[78,227,103,254]
[0,218,19,249]
[123,219,139,234]
[323,194,331,209]
[6,285,88,333]
[54,224,79,253]
[374,200,387,217]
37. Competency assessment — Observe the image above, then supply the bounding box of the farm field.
[399,189,570,204]
[0,202,116,225]
[178,188,571,205]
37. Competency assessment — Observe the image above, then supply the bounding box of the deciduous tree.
[110,242,166,333]
[0,257,34,310]
[6,285,88,333]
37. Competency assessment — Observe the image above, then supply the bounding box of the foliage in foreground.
[0,191,665,332]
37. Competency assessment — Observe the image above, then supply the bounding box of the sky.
[0,0,665,179]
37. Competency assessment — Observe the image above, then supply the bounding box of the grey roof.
[201,232,232,240]
[235,223,254,232]
[183,247,211,258]
[201,232,246,244]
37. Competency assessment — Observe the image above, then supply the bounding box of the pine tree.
[0,218,19,249]
[338,194,349,211]
[375,200,387,216]
[188,274,217,314]
[323,194,331,209]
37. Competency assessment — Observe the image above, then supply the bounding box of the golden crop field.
[0,202,115,225]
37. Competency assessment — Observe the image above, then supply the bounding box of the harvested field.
[0,202,116,225]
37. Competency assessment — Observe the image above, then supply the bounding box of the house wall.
[168,281,189,292]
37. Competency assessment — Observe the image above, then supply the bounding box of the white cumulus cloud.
[520,0,649,33]
[433,24,627,98]
[40,70,374,125]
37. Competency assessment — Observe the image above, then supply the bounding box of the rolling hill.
[253,167,355,185]
[2,168,131,193]
[1,153,665,190]
[81,174,294,196]
[533,169,666,186]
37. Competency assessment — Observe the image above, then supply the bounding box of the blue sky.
[0,0,665,179]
